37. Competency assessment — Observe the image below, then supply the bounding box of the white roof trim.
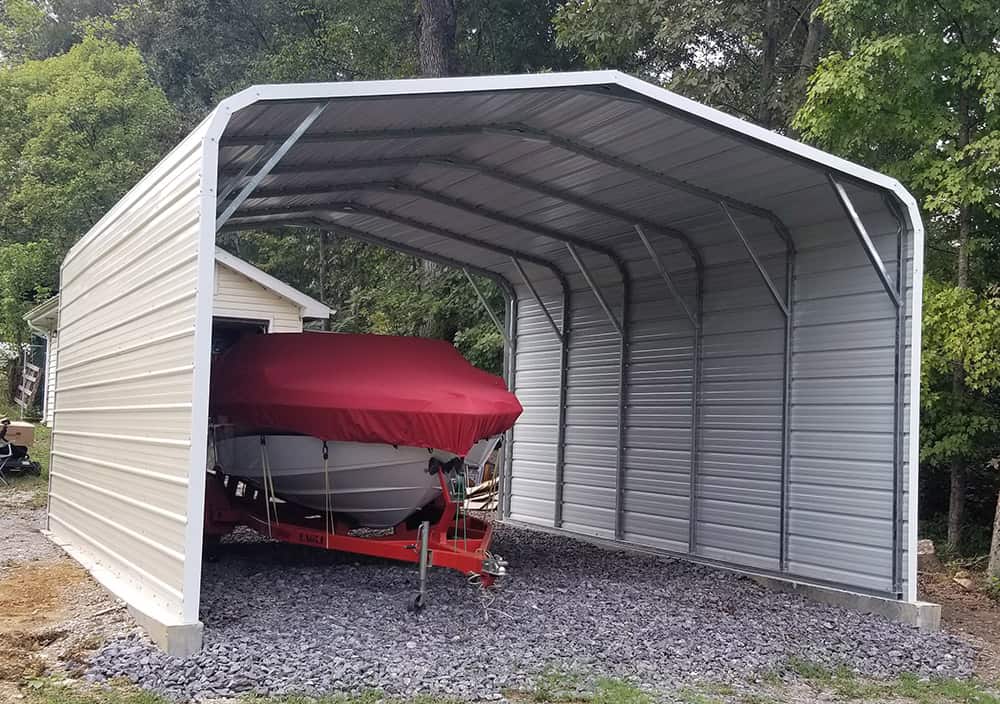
[213,247,332,319]
[24,295,59,332]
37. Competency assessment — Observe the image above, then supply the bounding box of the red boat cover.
[211,332,522,456]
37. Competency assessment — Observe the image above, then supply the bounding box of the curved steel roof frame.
[208,73,920,598]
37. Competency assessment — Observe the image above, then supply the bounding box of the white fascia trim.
[24,295,60,332]
[213,247,331,319]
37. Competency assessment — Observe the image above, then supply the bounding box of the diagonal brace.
[720,202,789,318]
[216,102,329,231]
[634,224,698,329]
[565,242,624,336]
[463,268,509,346]
[510,257,563,341]
[828,176,901,308]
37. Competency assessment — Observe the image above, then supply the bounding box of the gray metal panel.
[786,204,900,593]
[508,277,563,527]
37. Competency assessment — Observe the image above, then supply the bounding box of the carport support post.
[830,176,905,596]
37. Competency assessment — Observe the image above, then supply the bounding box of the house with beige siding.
[25,248,330,426]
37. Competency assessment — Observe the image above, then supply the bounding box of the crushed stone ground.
[84,524,977,702]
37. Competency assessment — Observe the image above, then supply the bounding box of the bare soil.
[920,570,1000,678]
[0,487,131,702]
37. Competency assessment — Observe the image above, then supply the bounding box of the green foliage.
[0,240,56,345]
[554,0,829,128]
[0,0,47,64]
[793,0,1000,220]
[0,35,179,251]
[225,231,505,373]
[920,281,1000,466]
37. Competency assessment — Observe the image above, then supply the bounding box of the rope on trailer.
[322,441,331,549]
[259,435,273,538]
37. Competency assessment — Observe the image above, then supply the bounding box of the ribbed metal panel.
[508,275,563,527]
[48,123,209,626]
[786,200,901,593]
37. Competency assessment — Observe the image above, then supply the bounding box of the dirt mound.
[0,560,87,684]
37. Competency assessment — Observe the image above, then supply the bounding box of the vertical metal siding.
[694,229,787,571]
[508,273,563,526]
[560,257,624,539]
[47,124,208,625]
[621,256,697,553]
[786,205,901,593]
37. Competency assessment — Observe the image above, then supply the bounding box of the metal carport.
[46,71,925,654]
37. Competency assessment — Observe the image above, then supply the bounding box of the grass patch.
[675,689,723,704]
[592,678,650,704]
[525,668,588,703]
[22,678,170,704]
[780,656,1000,703]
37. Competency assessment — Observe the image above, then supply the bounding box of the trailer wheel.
[408,593,425,612]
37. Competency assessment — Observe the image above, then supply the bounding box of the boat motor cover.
[211,332,523,456]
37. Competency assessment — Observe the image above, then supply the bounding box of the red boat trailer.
[203,464,505,607]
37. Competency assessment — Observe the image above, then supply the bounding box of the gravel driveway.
[85,524,976,701]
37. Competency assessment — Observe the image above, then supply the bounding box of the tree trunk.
[947,457,966,551]
[318,230,332,331]
[788,3,827,123]
[947,92,972,552]
[988,488,1000,578]
[758,0,779,127]
[418,0,456,77]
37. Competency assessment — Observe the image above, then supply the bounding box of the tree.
[920,282,1000,557]
[553,0,829,129]
[0,35,179,252]
[0,240,57,346]
[0,35,179,351]
[456,0,580,75]
[793,0,1000,552]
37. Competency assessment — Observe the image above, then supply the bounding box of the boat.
[209,332,522,528]
[212,435,456,527]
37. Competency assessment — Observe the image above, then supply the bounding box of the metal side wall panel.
[695,231,786,571]
[508,278,563,527]
[621,264,697,554]
[561,263,623,540]
[786,213,899,594]
[48,125,208,626]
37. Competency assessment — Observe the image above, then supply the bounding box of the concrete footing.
[127,606,203,657]
[44,529,204,656]
[752,575,941,633]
